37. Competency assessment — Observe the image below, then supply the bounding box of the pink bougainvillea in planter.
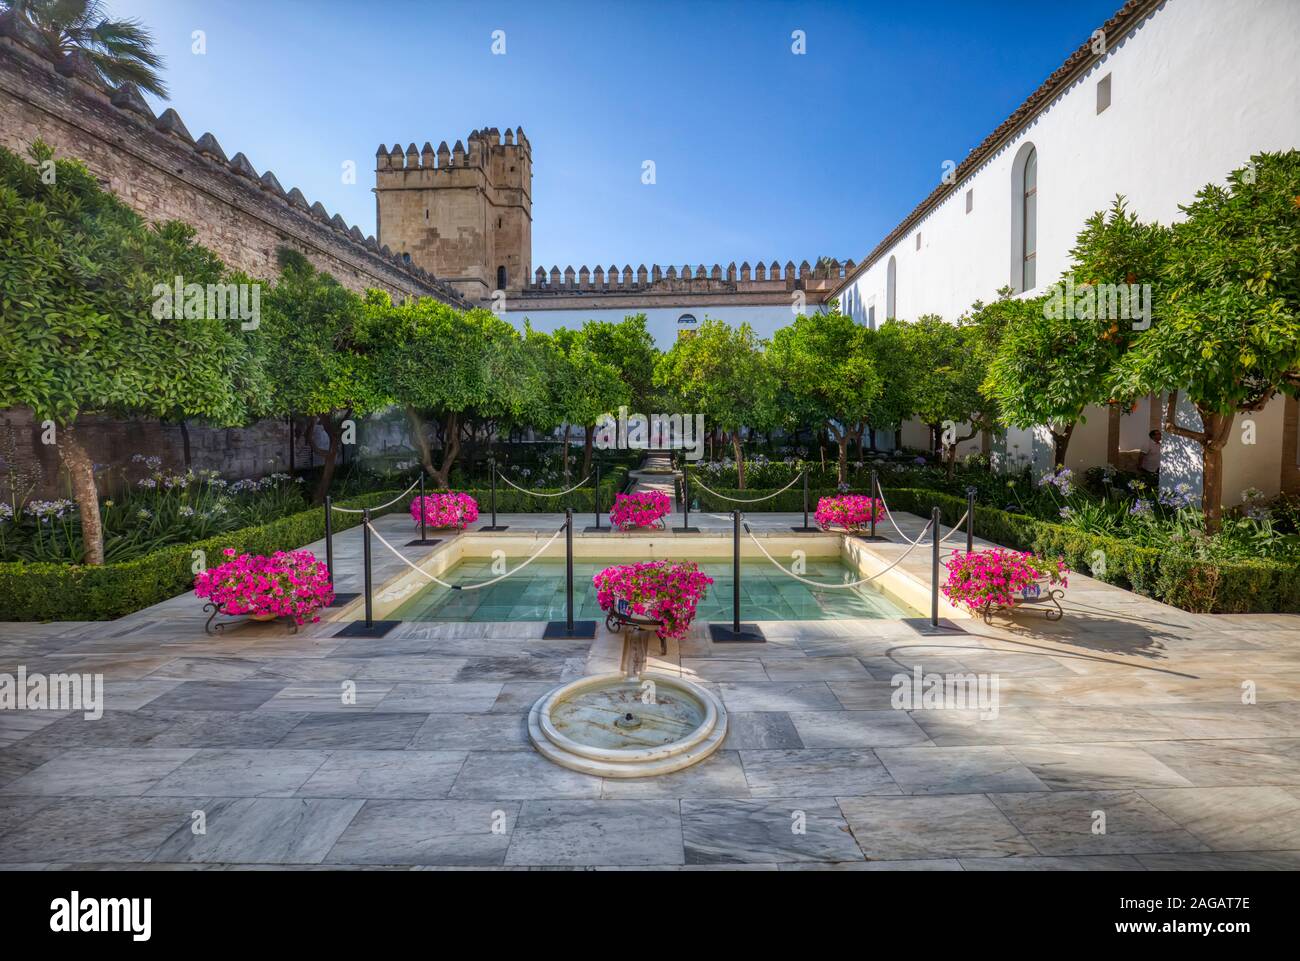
[592,560,714,641]
[814,494,885,533]
[194,548,334,628]
[410,492,479,530]
[609,490,672,530]
[941,548,1069,622]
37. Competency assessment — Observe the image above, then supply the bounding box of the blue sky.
[112,0,1120,272]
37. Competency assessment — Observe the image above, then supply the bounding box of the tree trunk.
[179,419,192,469]
[732,433,746,490]
[562,423,572,482]
[1106,403,1121,468]
[835,432,850,485]
[405,406,436,478]
[307,412,347,504]
[1198,409,1234,532]
[57,423,104,566]
[582,424,594,477]
[432,411,460,488]
[1051,422,1075,468]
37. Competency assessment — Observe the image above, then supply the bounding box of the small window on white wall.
[915,232,921,251]
[1097,73,1112,114]
[966,189,973,213]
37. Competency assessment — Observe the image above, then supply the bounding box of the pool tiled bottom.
[390,557,916,622]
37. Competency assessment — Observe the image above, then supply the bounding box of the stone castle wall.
[0,31,465,304]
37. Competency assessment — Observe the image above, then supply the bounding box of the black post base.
[672,526,701,533]
[404,538,443,547]
[479,525,510,532]
[709,622,766,643]
[903,617,967,636]
[789,526,821,533]
[543,619,597,639]
[335,619,401,638]
[326,592,360,608]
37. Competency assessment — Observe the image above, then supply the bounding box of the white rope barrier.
[690,471,805,505]
[874,487,930,545]
[366,520,566,591]
[743,518,934,589]
[495,470,593,498]
[939,509,971,545]
[329,476,422,514]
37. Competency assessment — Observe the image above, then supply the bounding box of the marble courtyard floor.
[2,510,1300,870]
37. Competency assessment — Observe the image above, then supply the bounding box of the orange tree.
[0,142,258,564]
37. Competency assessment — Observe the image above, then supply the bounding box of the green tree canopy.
[888,314,997,475]
[1110,151,1300,527]
[358,294,537,487]
[654,318,777,488]
[985,198,1169,466]
[0,142,256,562]
[260,249,389,502]
[768,306,880,482]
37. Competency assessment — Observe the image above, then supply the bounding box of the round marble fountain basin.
[528,673,727,777]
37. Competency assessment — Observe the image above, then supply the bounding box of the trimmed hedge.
[0,489,409,622]
[691,482,1300,615]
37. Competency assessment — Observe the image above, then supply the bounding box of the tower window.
[402,252,411,265]
[497,265,507,290]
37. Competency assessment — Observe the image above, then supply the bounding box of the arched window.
[1011,143,1038,291]
[496,265,507,291]
[885,256,897,320]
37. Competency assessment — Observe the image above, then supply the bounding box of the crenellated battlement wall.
[0,15,465,305]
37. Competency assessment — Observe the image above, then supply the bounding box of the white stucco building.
[831,0,1300,498]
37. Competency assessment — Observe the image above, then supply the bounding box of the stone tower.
[374,126,532,302]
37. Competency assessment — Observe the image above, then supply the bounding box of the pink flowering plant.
[193,548,334,625]
[410,492,479,530]
[609,490,672,530]
[941,548,1069,614]
[592,560,714,641]
[814,494,885,532]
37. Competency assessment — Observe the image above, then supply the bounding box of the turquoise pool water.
[389,557,916,622]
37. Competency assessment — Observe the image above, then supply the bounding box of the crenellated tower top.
[375,126,532,300]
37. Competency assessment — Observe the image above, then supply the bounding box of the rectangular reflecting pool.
[388,556,918,622]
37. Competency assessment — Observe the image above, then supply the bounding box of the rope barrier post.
[337,507,399,637]
[931,506,941,628]
[790,470,819,533]
[710,510,765,643]
[545,507,596,639]
[323,495,358,607]
[673,462,700,533]
[966,488,975,554]
[584,464,606,533]
[860,469,888,541]
[406,473,442,547]
[482,470,508,531]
